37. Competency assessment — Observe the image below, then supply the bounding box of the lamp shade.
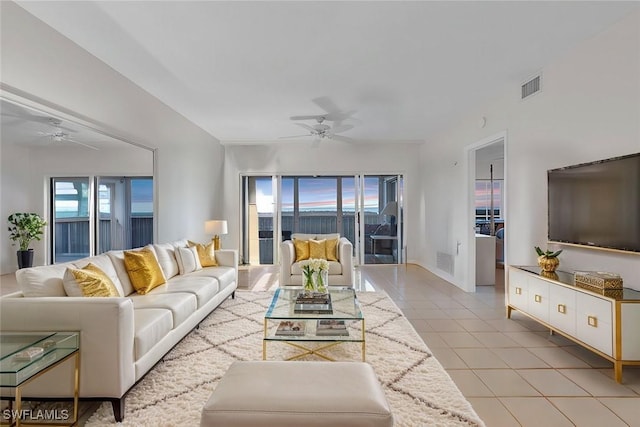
[380,201,397,217]
[205,220,228,235]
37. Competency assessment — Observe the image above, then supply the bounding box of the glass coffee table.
[0,332,80,426]
[263,287,365,361]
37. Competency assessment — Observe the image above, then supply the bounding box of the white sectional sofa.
[0,239,238,422]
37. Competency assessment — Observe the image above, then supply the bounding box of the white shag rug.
[86,291,485,426]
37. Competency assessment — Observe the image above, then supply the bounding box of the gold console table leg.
[614,361,623,383]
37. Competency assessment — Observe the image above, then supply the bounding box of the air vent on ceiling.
[521,74,541,99]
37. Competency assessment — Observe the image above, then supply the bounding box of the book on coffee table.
[294,301,333,314]
[275,321,306,336]
[316,320,349,336]
[295,292,331,305]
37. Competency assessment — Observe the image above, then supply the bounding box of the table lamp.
[205,220,228,250]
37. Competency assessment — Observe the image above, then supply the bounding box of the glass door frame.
[50,176,96,263]
[50,175,154,263]
[357,174,404,265]
[240,173,404,267]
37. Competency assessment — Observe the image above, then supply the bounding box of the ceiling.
[0,99,134,150]
[12,1,640,144]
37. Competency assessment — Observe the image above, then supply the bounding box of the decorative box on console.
[574,271,623,290]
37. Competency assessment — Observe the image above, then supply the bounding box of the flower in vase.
[309,258,329,292]
[309,258,329,272]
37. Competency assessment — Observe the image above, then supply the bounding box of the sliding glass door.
[51,176,153,263]
[360,175,403,265]
[241,173,403,266]
[96,177,154,253]
[51,177,91,263]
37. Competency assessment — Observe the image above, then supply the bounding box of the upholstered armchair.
[279,233,353,286]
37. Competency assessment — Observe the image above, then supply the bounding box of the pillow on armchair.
[292,235,339,262]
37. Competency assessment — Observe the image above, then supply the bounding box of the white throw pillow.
[16,263,72,297]
[175,246,202,275]
[153,243,180,280]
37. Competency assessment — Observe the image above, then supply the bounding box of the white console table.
[507,265,640,383]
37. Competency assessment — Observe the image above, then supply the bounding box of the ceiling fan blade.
[290,115,321,121]
[47,119,78,133]
[312,98,359,122]
[312,96,340,114]
[279,134,312,139]
[65,138,99,150]
[295,123,316,132]
[331,124,354,134]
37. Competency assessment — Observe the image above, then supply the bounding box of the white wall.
[0,142,33,272]
[418,10,640,291]
[1,3,225,273]
[222,142,422,257]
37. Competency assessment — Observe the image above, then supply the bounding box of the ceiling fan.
[281,116,354,142]
[37,119,99,150]
[282,97,356,142]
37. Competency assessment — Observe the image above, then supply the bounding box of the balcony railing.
[256,213,384,264]
[54,217,153,263]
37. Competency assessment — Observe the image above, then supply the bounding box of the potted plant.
[7,212,47,269]
[534,246,563,273]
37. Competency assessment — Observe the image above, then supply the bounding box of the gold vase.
[540,270,559,281]
[538,256,559,272]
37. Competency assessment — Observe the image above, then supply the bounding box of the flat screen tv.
[547,152,640,253]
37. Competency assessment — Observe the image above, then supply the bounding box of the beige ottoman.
[201,361,393,427]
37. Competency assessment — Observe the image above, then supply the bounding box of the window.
[475,179,503,234]
[241,174,403,266]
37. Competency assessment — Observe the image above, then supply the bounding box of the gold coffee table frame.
[263,287,365,361]
[1,332,80,427]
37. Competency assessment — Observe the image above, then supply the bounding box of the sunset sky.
[256,177,383,213]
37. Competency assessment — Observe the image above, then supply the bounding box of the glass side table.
[0,332,79,426]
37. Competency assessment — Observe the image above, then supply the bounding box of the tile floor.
[2,264,639,426]
[354,265,640,427]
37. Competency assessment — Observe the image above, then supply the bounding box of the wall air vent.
[436,252,454,275]
[521,74,541,99]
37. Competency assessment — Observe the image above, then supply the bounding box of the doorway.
[466,132,507,291]
[360,174,403,265]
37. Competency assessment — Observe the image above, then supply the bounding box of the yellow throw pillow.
[293,239,310,262]
[67,263,119,297]
[188,240,218,267]
[326,238,339,261]
[309,239,327,260]
[124,247,166,295]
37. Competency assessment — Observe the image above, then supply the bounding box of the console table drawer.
[528,279,549,323]
[508,269,529,311]
[576,292,613,356]
[549,285,576,336]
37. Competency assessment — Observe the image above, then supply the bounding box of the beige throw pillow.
[188,240,218,267]
[175,246,202,275]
